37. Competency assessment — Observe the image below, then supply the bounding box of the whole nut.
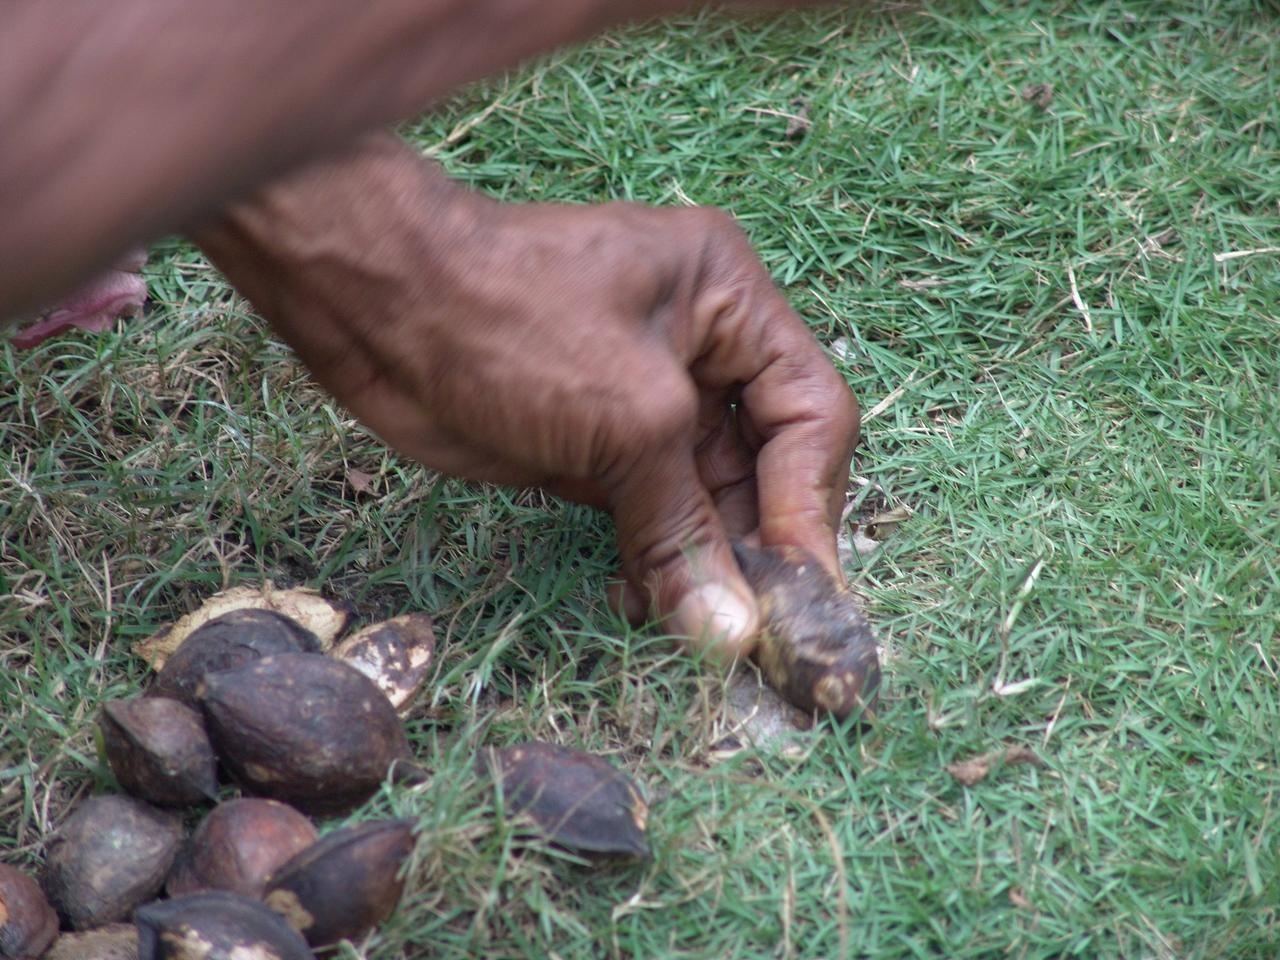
[42,795,183,930]
[167,799,317,900]
[263,819,414,948]
[0,863,58,959]
[152,609,319,707]
[734,543,880,722]
[99,697,218,806]
[135,891,313,960]
[198,653,411,815]
[482,742,649,859]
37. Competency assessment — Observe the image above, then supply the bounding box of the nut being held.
[198,653,411,815]
[99,697,218,806]
[135,891,314,960]
[485,742,649,859]
[167,799,317,900]
[734,543,880,722]
[42,795,183,931]
[0,863,58,960]
[263,819,415,948]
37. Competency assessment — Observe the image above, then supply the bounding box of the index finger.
[685,222,859,579]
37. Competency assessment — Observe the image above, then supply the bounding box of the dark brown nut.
[331,612,435,713]
[152,610,320,708]
[43,795,183,931]
[100,697,218,806]
[134,586,352,671]
[198,653,411,815]
[167,799,317,900]
[135,891,313,960]
[0,863,58,959]
[484,742,649,859]
[263,820,414,948]
[44,925,139,960]
[734,543,880,722]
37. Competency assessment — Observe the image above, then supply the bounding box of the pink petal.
[10,251,148,350]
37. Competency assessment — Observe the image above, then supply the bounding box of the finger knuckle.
[834,376,861,432]
[630,370,697,444]
[690,205,742,237]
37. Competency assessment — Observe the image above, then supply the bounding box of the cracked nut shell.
[331,613,435,713]
[734,543,880,722]
[134,587,351,671]
[44,925,139,960]
[42,795,183,931]
[263,819,414,948]
[0,863,58,960]
[135,891,313,960]
[484,742,649,859]
[152,610,320,708]
[100,697,218,806]
[198,653,411,815]
[166,799,317,900]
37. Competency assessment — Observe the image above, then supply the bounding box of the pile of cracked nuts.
[1,589,652,960]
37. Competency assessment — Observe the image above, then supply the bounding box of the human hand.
[194,134,859,665]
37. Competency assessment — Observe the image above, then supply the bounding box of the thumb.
[607,445,759,668]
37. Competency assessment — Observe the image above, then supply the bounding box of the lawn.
[2,1,1278,957]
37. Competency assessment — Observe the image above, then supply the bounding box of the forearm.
[0,0,681,318]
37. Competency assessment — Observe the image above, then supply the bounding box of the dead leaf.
[1008,888,1034,911]
[992,677,1043,697]
[1002,745,1042,767]
[1021,83,1053,110]
[898,276,946,291]
[133,584,354,670]
[864,505,913,539]
[347,468,375,495]
[947,745,1043,785]
[785,98,811,139]
[946,756,991,786]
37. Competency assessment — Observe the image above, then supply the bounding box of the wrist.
[192,131,489,314]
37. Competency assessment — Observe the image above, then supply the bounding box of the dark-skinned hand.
[195,133,860,665]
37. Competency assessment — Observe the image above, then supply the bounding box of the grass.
[2,0,1278,956]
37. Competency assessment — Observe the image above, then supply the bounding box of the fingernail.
[673,582,758,668]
